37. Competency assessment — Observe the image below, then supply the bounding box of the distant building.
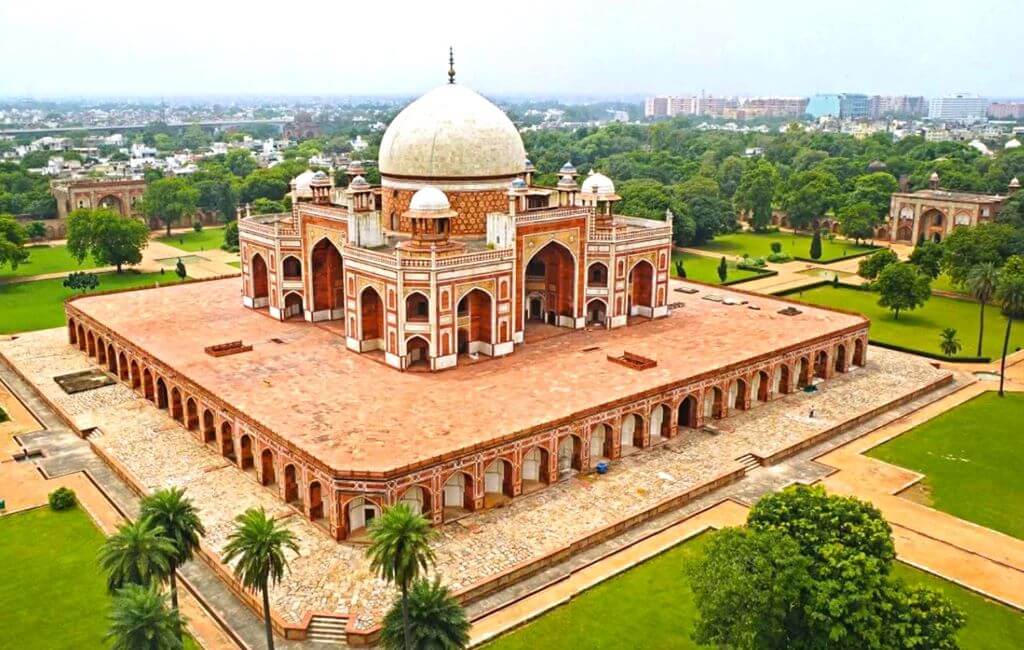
[643,96,670,119]
[989,102,1024,120]
[928,94,988,121]
[869,95,927,118]
[741,97,809,118]
[807,93,869,119]
[881,173,1017,244]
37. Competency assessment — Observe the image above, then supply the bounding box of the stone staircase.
[736,453,762,472]
[306,615,348,644]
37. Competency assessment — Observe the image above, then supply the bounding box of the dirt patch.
[898,480,934,507]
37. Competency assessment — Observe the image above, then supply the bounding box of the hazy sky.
[1,0,1019,99]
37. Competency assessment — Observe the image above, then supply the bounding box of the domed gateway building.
[64,57,867,560]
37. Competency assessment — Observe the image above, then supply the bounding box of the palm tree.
[367,504,438,650]
[939,328,962,357]
[379,578,470,650]
[107,583,184,650]
[140,487,206,613]
[222,507,298,650]
[995,256,1024,396]
[99,517,176,593]
[966,263,1000,356]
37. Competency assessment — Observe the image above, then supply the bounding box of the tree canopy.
[876,262,932,320]
[66,208,149,273]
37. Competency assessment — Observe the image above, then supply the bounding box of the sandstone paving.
[0,328,949,629]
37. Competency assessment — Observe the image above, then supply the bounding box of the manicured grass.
[893,562,1024,649]
[157,226,226,252]
[0,507,200,650]
[0,244,98,281]
[671,252,769,285]
[0,271,182,335]
[933,272,970,296]
[694,231,876,262]
[485,534,711,649]
[867,391,1024,539]
[486,531,1024,649]
[226,260,241,269]
[786,285,1024,358]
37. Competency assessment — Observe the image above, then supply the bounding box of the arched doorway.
[853,339,866,367]
[921,209,945,242]
[202,410,216,444]
[405,292,429,322]
[106,344,117,373]
[443,472,474,519]
[587,262,608,287]
[521,448,549,493]
[185,398,199,431]
[677,395,698,429]
[282,256,302,281]
[649,404,671,443]
[155,378,169,410]
[68,319,78,345]
[796,358,811,388]
[142,368,154,401]
[752,370,770,404]
[260,449,276,486]
[118,352,129,381]
[284,465,300,505]
[346,497,380,540]
[483,459,514,507]
[406,336,430,370]
[399,485,429,516]
[774,365,790,395]
[814,350,829,379]
[97,194,124,215]
[557,435,582,478]
[628,260,655,317]
[590,424,612,467]
[456,289,493,356]
[220,422,235,460]
[251,254,269,306]
[86,331,96,357]
[309,482,324,521]
[359,287,384,347]
[169,387,183,422]
[586,299,607,327]
[834,344,848,373]
[729,378,747,410]
[525,241,576,328]
[280,292,301,320]
[527,294,545,322]
[620,413,643,454]
[96,337,107,365]
[77,325,86,351]
[239,435,254,471]
[704,386,725,420]
[311,239,344,317]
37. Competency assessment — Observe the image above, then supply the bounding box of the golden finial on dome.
[448,46,455,84]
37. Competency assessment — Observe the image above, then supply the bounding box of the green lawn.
[786,285,1024,358]
[693,231,877,263]
[0,244,98,281]
[157,226,226,252]
[0,271,182,335]
[933,272,970,296]
[0,507,199,650]
[868,391,1024,539]
[226,260,241,269]
[671,252,770,285]
[485,532,1024,649]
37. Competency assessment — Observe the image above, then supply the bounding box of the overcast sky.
[0,0,1019,99]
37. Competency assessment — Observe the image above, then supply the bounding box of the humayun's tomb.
[61,65,871,551]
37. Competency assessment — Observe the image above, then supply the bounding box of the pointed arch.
[524,240,577,327]
[310,238,344,315]
[250,253,269,301]
[359,286,384,343]
[521,447,550,492]
[628,259,655,316]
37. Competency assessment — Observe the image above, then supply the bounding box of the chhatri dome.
[378,54,526,179]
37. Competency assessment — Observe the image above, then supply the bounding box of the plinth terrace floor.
[68,278,866,475]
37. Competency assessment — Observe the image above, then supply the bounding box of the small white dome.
[291,169,316,190]
[1010,177,1021,188]
[929,171,940,181]
[559,161,577,175]
[1006,138,1021,149]
[409,186,451,212]
[349,175,370,190]
[581,170,615,196]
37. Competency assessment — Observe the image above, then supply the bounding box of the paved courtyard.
[0,329,948,630]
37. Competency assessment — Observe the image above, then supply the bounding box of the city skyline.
[1,0,1021,98]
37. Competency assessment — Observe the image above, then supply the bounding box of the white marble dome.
[379,84,526,179]
[1006,138,1021,150]
[581,170,616,196]
[409,186,451,211]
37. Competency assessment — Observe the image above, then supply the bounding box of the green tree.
[939,327,962,357]
[0,214,28,270]
[781,169,841,233]
[734,160,777,231]
[98,517,176,593]
[847,172,899,220]
[717,256,728,282]
[908,240,943,279]
[379,578,470,650]
[857,248,898,280]
[808,229,822,260]
[223,220,239,251]
[142,177,200,237]
[106,584,184,650]
[225,149,258,178]
[139,488,206,615]
[836,201,877,244]
[367,504,438,650]
[66,208,149,273]
[717,155,745,199]
[966,262,1000,356]
[875,263,931,320]
[222,508,298,650]
[941,222,1017,287]
[995,256,1024,396]
[26,220,47,240]
[63,271,100,292]
[252,198,287,214]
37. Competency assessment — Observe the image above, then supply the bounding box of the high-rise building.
[742,97,809,117]
[807,93,869,119]
[989,102,1024,120]
[928,94,989,121]
[869,95,928,118]
[643,96,670,119]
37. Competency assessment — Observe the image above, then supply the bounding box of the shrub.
[770,241,782,254]
[809,230,823,260]
[674,258,686,278]
[48,487,77,511]
[192,220,203,232]
[857,248,899,279]
[767,252,792,263]
[0,405,8,423]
